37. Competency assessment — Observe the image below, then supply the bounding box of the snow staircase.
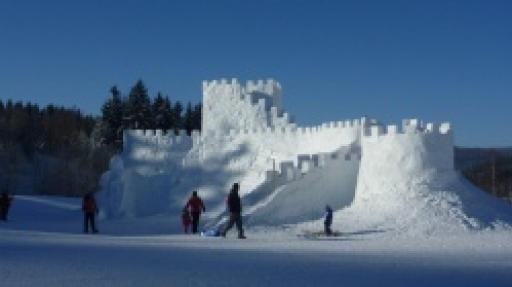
[266,143,361,183]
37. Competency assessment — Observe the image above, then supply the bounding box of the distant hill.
[455,147,512,170]
[456,147,512,201]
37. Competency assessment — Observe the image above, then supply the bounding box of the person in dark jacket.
[0,191,13,221]
[324,205,333,235]
[221,183,245,239]
[82,193,98,233]
[185,191,205,234]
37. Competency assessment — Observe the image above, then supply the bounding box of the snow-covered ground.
[1,195,512,287]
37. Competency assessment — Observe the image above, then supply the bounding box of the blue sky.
[0,0,511,146]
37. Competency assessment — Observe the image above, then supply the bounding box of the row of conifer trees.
[100,80,201,150]
[0,79,202,196]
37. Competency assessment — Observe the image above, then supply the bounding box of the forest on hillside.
[456,148,512,202]
[0,80,201,196]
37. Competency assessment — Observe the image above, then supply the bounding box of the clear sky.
[1,0,511,147]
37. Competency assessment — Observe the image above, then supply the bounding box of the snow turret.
[201,78,290,137]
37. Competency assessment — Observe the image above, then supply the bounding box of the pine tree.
[101,86,124,148]
[163,96,173,130]
[125,80,152,129]
[152,92,170,130]
[192,103,202,131]
[183,102,194,135]
[172,101,183,133]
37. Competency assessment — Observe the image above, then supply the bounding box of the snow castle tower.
[201,78,294,136]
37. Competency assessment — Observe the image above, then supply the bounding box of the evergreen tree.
[101,86,124,147]
[5,100,13,118]
[0,100,5,138]
[192,103,202,131]
[152,92,172,130]
[183,102,194,135]
[125,80,152,129]
[163,96,173,130]
[172,101,183,132]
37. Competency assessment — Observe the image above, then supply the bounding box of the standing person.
[181,207,192,233]
[324,205,333,236]
[221,183,246,239]
[82,193,99,233]
[185,191,205,234]
[0,191,13,221]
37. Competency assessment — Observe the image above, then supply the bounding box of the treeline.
[459,149,512,202]
[0,101,101,196]
[0,79,201,196]
[100,80,201,150]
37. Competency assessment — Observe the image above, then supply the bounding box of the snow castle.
[101,78,512,235]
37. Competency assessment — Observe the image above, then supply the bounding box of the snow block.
[387,125,398,135]
[439,122,451,134]
[297,154,311,173]
[370,125,384,137]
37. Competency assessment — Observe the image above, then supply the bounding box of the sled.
[298,230,342,240]
[200,228,221,237]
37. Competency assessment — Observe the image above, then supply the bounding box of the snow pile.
[245,146,359,226]
[324,121,512,236]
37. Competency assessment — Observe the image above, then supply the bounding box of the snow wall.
[100,119,362,220]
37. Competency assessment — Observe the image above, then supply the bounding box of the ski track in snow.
[1,196,512,287]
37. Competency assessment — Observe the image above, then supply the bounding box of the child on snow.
[324,205,333,235]
[181,207,192,233]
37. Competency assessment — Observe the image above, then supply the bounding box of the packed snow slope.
[2,195,512,287]
[302,125,512,236]
[99,79,512,237]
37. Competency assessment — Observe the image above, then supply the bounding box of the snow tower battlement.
[201,78,292,136]
[362,119,454,171]
[122,129,200,162]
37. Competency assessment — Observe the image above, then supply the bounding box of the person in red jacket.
[82,193,98,233]
[185,191,205,234]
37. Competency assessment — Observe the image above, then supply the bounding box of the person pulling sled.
[221,183,246,239]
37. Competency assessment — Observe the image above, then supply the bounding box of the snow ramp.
[245,147,359,226]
